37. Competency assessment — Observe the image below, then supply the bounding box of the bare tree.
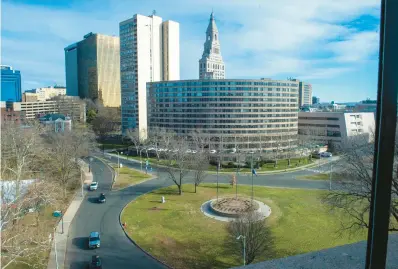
[91,105,120,143]
[126,128,141,157]
[160,136,193,195]
[192,152,209,193]
[322,133,398,232]
[1,123,64,269]
[227,211,273,265]
[41,129,94,199]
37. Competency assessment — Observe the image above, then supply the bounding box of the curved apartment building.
[147,79,299,153]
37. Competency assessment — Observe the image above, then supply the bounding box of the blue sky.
[2,0,381,102]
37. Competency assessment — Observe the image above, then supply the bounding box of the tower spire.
[198,12,225,80]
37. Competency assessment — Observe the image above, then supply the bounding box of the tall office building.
[298,81,312,107]
[64,33,121,107]
[1,65,22,102]
[64,44,79,97]
[119,14,180,137]
[199,12,225,79]
[290,79,312,107]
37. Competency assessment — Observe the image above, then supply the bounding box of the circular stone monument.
[210,197,259,218]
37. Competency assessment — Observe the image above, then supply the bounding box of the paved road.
[65,158,170,269]
[65,154,338,269]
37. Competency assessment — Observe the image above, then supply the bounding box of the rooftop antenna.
[152,10,156,16]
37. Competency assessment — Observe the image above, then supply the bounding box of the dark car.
[89,255,102,269]
[98,193,106,203]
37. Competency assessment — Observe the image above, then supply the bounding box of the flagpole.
[251,152,254,205]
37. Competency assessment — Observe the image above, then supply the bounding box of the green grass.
[208,158,314,172]
[112,165,152,189]
[119,155,314,173]
[99,143,127,150]
[297,173,330,180]
[121,184,368,269]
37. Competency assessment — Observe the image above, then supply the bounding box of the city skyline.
[2,0,380,102]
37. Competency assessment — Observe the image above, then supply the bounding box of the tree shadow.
[201,184,232,190]
[87,197,100,204]
[69,260,89,269]
[154,189,181,195]
[72,237,88,250]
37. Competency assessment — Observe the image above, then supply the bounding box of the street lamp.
[236,235,246,266]
[216,155,220,201]
[250,151,254,204]
[329,162,333,191]
[80,167,84,197]
[89,157,93,172]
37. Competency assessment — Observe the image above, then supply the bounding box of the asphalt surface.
[64,154,338,269]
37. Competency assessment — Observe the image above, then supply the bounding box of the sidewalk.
[105,152,339,175]
[47,160,93,269]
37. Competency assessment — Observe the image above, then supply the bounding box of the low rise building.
[39,113,72,132]
[4,96,86,123]
[298,111,375,147]
[0,101,25,125]
[24,86,66,101]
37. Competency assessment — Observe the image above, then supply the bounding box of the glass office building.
[1,65,22,102]
[147,78,299,152]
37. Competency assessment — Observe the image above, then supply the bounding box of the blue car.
[88,231,100,249]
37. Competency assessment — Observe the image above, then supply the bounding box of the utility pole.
[251,152,254,204]
[237,235,246,266]
[216,156,220,201]
[329,162,333,191]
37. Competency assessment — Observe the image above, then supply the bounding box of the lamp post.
[54,227,59,269]
[251,151,254,204]
[236,235,246,266]
[139,148,144,171]
[329,162,333,191]
[89,157,93,172]
[80,167,84,197]
[216,156,220,201]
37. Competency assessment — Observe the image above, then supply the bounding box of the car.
[89,255,102,269]
[88,232,100,249]
[98,193,106,203]
[89,182,98,191]
[320,152,333,158]
[209,150,217,154]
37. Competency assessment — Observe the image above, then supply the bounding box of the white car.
[209,150,217,154]
[89,182,98,191]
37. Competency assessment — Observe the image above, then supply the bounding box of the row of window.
[152,81,298,87]
[151,87,297,92]
[152,98,297,103]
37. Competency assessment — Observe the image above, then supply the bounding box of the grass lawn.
[112,165,152,190]
[3,200,71,269]
[208,157,314,172]
[118,155,315,173]
[121,184,368,269]
[297,173,330,180]
[98,143,127,150]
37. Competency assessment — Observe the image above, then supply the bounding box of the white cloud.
[1,0,381,96]
[326,30,379,62]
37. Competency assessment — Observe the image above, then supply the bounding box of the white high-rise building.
[119,14,180,138]
[199,12,225,79]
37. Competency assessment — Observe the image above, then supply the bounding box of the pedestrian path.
[47,160,92,269]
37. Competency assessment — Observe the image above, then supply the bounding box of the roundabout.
[201,197,272,222]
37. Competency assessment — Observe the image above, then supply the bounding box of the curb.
[93,156,116,191]
[47,158,92,269]
[96,156,156,191]
[119,201,173,269]
[106,152,335,175]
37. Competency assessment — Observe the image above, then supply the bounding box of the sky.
[1,0,381,102]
